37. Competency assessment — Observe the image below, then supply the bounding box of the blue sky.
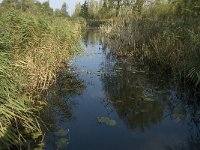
[38,0,86,15]
[0,0,86,15]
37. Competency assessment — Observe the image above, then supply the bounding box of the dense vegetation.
[99,0,200,87]
[0,0,81,149]
[0,0,199,149]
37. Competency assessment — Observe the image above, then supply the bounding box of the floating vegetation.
[56,138,70,149]
[54,129,70,149]
[55,129,69,137]
[97,117,117,126]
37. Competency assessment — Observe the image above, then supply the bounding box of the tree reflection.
[101,35,200,135]
[82,29,101,47]
[42,67,85,128]
[102,63,165,130]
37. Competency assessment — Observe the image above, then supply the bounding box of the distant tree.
[61,2,69,17]
[102,0,108,11]
[80,1,89,19]
[88,0,98,19]
[2,0,19,8]
[41,1,53,15]
[73,2,82,17]
[2,0,18,4]
[54,2,69,17]
[108,0,114,9]
[1,0,36,11]
[20,0,35,11]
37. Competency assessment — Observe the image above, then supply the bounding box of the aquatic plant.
[0,8,81,148]
[97,117,117,126]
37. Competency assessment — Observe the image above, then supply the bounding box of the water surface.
[44,30,200,150]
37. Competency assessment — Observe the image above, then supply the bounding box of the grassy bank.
[101,1,200,87]
[0,8,81,149]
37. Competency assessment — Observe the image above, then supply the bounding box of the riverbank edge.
[0,8,82,149]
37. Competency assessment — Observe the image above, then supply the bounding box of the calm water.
[44,30,200,150]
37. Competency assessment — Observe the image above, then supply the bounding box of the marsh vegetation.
[44,30,200,150]
[0,0,200,149]
[0,0,82,149]
[100,0,200,87]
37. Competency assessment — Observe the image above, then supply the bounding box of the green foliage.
[0,0,70,17]
[80,1,89,19]
[72,2,82,18]
[54,2,69,17]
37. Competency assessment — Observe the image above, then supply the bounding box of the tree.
[88,0,99,19]
[61,2,69,17]
[20,0,35,11]
[41,1,53,15]
[73,2,82,17]
[80,1,89,19]
[101,0,108,12]
[54,2,69,17]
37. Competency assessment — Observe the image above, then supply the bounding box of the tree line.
[1,0,69,17]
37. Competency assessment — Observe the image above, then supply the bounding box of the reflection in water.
[44,69,84,149]
[48,70,84,121]
[101,31,200,149]
[44,30,200,150]
[83,30,103,47]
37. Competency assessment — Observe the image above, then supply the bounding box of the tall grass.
[0,8,81,149]
[101,1,200,87]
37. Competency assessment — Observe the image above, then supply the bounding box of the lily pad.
[54,129,69,137]
[97,117,117,126]
[56,138,69,149]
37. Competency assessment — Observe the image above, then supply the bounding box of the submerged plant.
[54,129,69,137]
[56,138,70,149]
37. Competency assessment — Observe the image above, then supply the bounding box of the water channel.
[44,30,200,150]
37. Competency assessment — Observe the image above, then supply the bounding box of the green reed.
[0,8,81,149]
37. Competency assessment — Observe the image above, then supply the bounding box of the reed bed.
[0,8,81,149]
[101,3,200,87]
